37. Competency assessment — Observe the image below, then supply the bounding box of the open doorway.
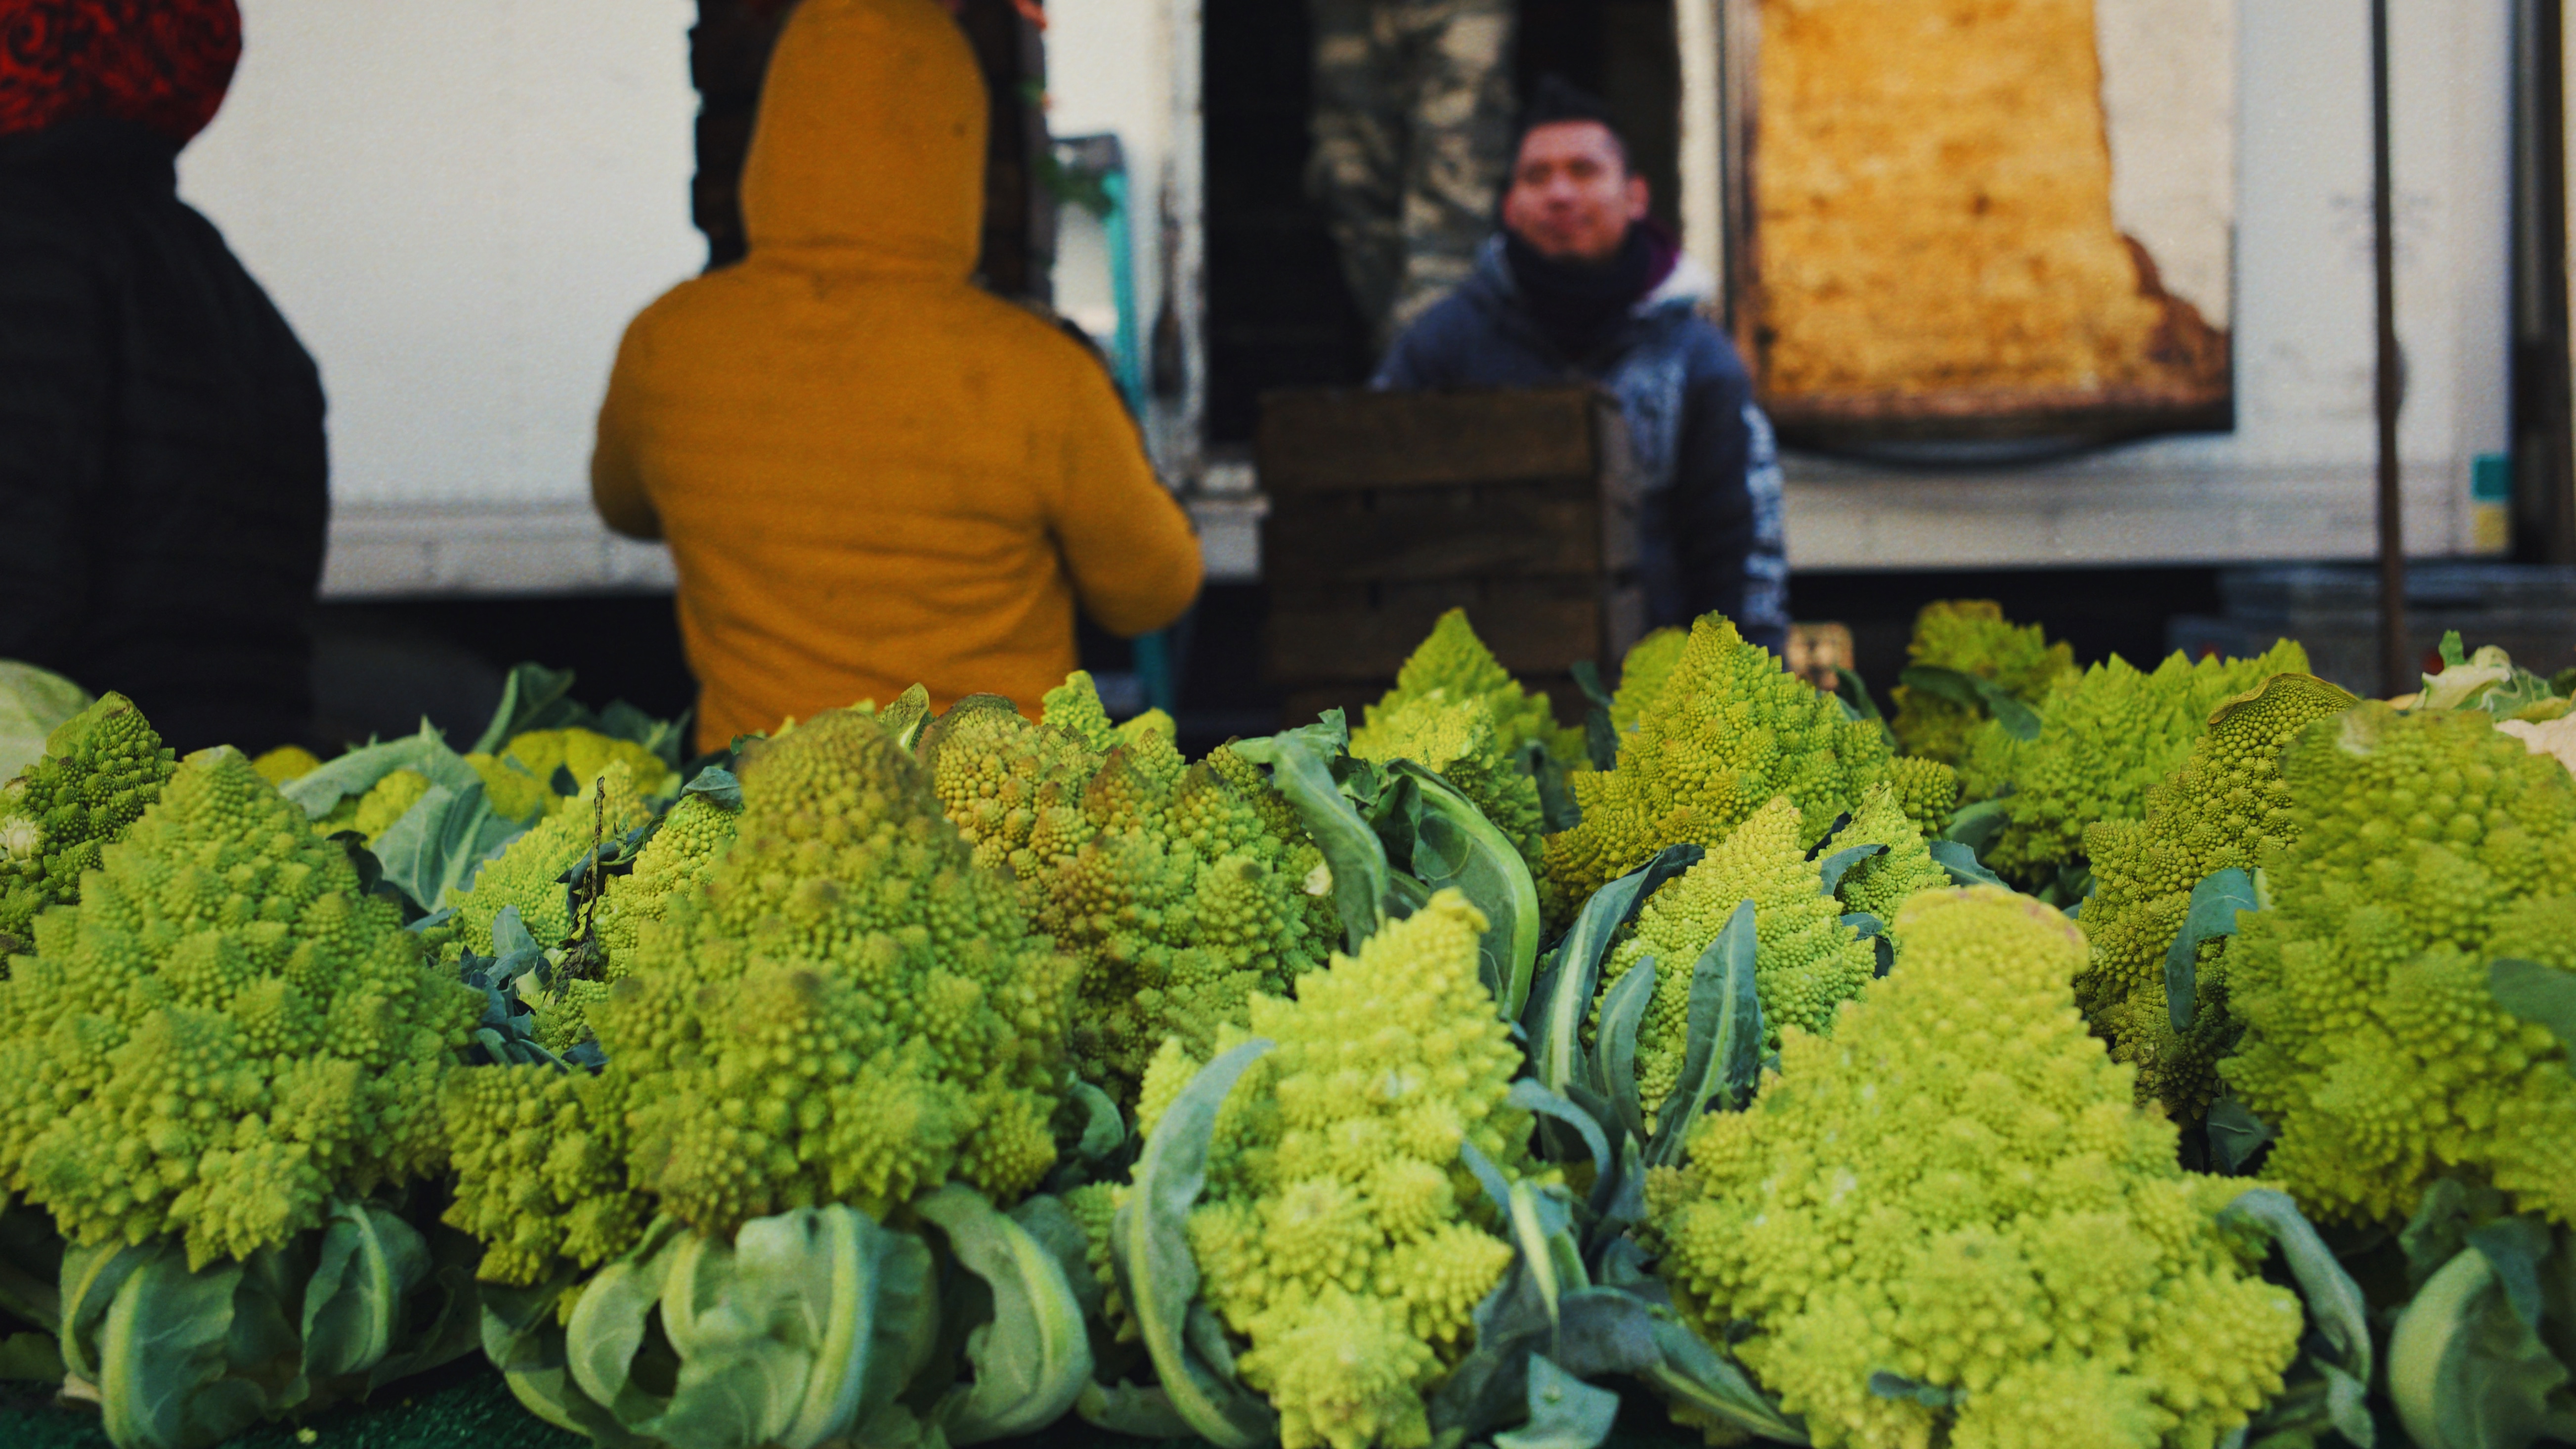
[1199,0,1681,446]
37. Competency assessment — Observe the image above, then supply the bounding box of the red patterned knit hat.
[0,0,241,143]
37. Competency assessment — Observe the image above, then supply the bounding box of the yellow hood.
[740,0,987,275]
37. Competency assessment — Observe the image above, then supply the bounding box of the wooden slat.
[1265,594,1606,685]
[1257,387,1604,491]
[1263,491,1603,585]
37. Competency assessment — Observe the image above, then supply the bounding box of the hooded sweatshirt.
[0,0,328,754]
[593,0,1202,751]
[1374,234,1789,655]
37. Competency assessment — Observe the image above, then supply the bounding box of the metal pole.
[2373,0,2409,695]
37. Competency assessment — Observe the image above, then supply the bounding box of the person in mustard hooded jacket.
[592,0,1202,752]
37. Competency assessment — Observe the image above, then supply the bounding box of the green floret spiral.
[1648,887,2304,1449]
[442,707,1078,1283]
[1959,641,2312,888]
[2076,672,2357,1120]
[440,759,657,955]
[0,693,177,943]
[1543,615,1897,914]
[1367,607,1583,767]
[2222,703,2576,1227]
[0,747,479,1268]
[1888,600,2077,767]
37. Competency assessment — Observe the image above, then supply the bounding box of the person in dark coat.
[1374,78,1789,655]
[0,0,327,754]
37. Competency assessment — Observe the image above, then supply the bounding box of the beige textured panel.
[1751,0,2224,412]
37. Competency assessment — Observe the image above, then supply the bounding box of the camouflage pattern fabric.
[1307,0,1515,349]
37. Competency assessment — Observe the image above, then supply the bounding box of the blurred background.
[172,0,2575,751]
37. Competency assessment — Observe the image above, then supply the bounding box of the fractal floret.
[1959,641,2312,887]
[1648,888,2303,1449]
[310,766,432,844]
[1888,600,2078,767]
[0,693,177,941]
[1599,797,1876,1110]
[443,707,1078,1282]
[439,759,656,955]
[465,725,676,825]
[2077,673,2357,1120]
[1826,780,1954,951]
[1173,892,1535,1449]
[921,675,1338,1104]
[1365,607,1582,766]
[1610,626,1690,736]
[1350,685,1546,874]
[2223,703,2576,1227]
[1543,616,1900,912]
[523,785,745,1053]
[0,747,479,1268]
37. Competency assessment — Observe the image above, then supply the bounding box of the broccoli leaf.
[2221,1188,2379,1449]
[1898,664,2042,741]
[1231,727,1390,953]
[1591,956,1656,1145]
[1648,900,1762,1169]
[280,722,481,821]
[1390,759,1542,1017]
[1110,1038,1279,1449]
[1926,839,2008,890]
[2204,1095,2276,1175]
[472,664,584,756]
[2165,867,2258,1033]
[1527,844,1704,1121]
[369,781,524,916]
[915,1186,1094,1444]
[2387,1231,2576,1449]
[1492,1355,1621,1449]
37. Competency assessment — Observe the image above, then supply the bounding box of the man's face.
[1501,120,1649,264]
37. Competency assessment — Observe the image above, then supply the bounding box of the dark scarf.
[1504,219,1679,361]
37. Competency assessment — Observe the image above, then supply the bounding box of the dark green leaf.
[1391,761,1543,1018]
[1591,957,1657,1144]
[1230,732,1388,953]
[1818,842,1888,896]
[370,780,526,915]
[2221,1189,2374,1404]
[1940,797,2010,853]
[1520,740,1582,834]
[1897,664,1984,711]
[472,664,584,756]
[1075,1380,1198,1438]
[1649,900,1761,1168]
[0,1330,61,1381]
[0,1198,63,1332]
[1528,844,1705,1113]
[2387,1237,2576,1449]
[2469,1219,2555,1331]
[300,1201,429,1384]
[97,1248,268,1449]
[2166,868,2258,1034]
[1833,666,1885,722]
[1868,1371,1962,1409]
[1631,1311,1806,1444]
[2490,959,2576,1056]
[2441,631,2469,669]
[1110,1039,1278,1449]
[1508,1079,1614,1222]
[1492,1354,1620,1449]
[2205,1096,2277,1175]
[1569,661,1615,711]
[1979,684,2042,741]
[681,765,743,811]
[281,723,481,821]
[916,1186,1094,1443]
[1926,840,2007,890]
[1571,664,1619,770]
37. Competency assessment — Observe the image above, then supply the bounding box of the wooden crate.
[1257,387,1645,720]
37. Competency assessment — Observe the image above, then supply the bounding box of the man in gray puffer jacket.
[1373,78,1788,655]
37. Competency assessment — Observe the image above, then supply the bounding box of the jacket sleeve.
[0,213,105,671]
[1051,360,1202,637]
[1670,337,1790,656]
[589,320,664,541]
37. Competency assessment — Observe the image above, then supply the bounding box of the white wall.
[1784,0,2512,570]
[177,0,701,593]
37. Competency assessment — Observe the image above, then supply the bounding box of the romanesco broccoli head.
[465,727,675,826]
[521,787,747,1053]
[1888,601,2077,767]
[251,746,321,785]
[0,694,177,941]
[922,675,1339,1105]
[311,767,432,845]
[1349,687,1546,875]
[1543,616,1894,914]
[439,1063,647,1286]
[451,708,1079,1279]
[1648,887,2303,1449]
[2077,673,2357,1120]
[441,760,657,955]
[1180,892,1534,1449]
[1610,626,1690,736]
[1599,798,1875,1113]
[1958,641,2312,887]
[2222,703,2576,1227]
[0,747,479,1268]
[1888,754,1960,837]
[1828,780,1954,951]
[1370,608,1580,766]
